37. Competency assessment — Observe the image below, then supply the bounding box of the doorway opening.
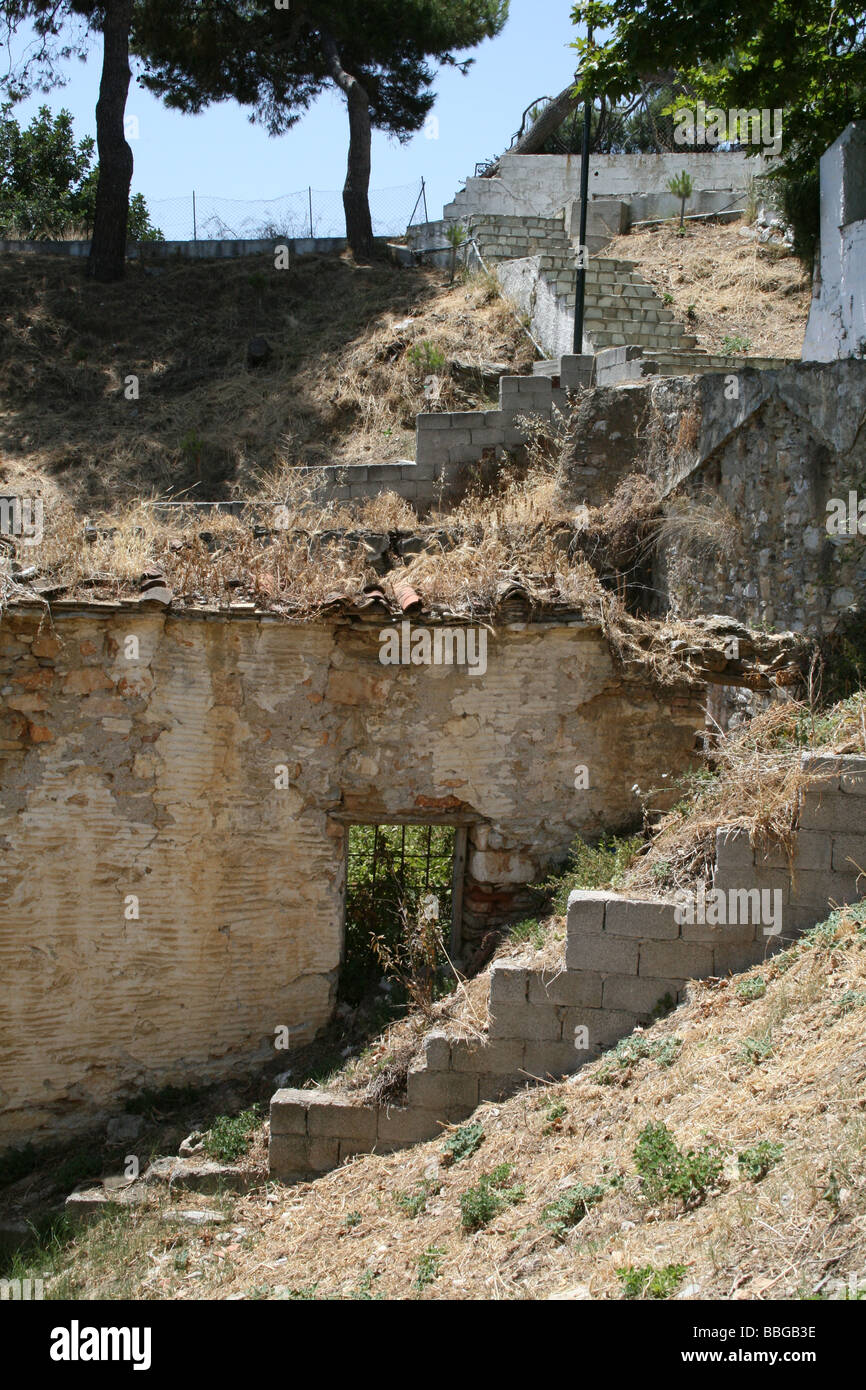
[341,822,467,1012]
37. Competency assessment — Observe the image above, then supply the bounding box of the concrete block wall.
[442,151,765,223]
[269,752,865,1183]
[594,345,795,386]
[0,236,347,262]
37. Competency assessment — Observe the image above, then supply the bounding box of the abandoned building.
[1,127,865,1173]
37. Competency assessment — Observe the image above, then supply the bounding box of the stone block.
[798,791,850,833]
[566,889,608,938]
[523,1040,582,1077]
[831,835,866,874]
[712,941,776,976]
[603,898,680,940]
[268,1134,311,1179]
[566,934,638,975]
[527,969,603,1008]
[477,1073,528,1102]
[489,1000,562,1041]
[377,1106,443,1145]
[791,868,863,912]
[423,1030,452,1071]
[489,961,530,1004]
[563,1007,639,1050]
[338,1140,376,1162]
[406,1067,478,1112]
[306,1138,340,1172]
[715,827,754,870]
[602,974,679,1015]
[270,1089,310,1135]
[450,1037,524,1073]
[306,1095,378,1143]
[639,940,713,980]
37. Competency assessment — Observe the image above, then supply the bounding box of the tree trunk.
[88,0,134,283]
[483,81,581,175]
[319,29,374,260]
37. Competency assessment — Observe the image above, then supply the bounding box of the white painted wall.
[803,123,866,362]
[444,151,767,221]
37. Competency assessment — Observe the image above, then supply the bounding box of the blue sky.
[9,1,583,235]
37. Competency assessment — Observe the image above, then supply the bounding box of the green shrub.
[509,918,546,949]
[542,1182,606,1240]
[407,340,446,374]
[202,1105,262,1163]
[735,975,767,1002]
[738,1033,773,1066]
[722,334,752,354]
[460,1164,524,1231]
[414,1246,446,1290]
[738,1141,784,1182]
[616,1263,687,1299]
[442,1121,484,1166]
[633,1122,723,1208]
[395,1180,439,1218]
[537,833,642,914]
[596,1033,681,1083]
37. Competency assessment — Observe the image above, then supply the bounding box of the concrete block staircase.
[269,753,866,1182]
[465,212,699,356]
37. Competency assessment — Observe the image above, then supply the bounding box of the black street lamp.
[572,23,593,355]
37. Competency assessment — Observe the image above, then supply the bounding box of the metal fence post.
[308,187,313,239]
[192,190,197,242]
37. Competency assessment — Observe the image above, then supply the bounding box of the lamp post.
[572,23,593,355]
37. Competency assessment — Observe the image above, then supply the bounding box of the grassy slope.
[11,909,866,1301]
[607,220,811,359]
[0,251,533,512]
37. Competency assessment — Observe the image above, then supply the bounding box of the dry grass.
[624,695,866,897]
[0,250,534,511]
[33,908,866,1300]
[607,219,811,359]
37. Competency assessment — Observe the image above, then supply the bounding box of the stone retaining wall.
[269,752,865,1181]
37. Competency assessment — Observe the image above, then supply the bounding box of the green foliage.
[509,917,546,949]
[459,1164,524,1231]
[738,1141,784,1181]
[441,1121,484,1165]
[722,334,752,354]
[343,823,455,1006]
[772,166,820,266]
[596,1033,681,1083]
[124,1082,202,1115]
[54,1149,104,1192]
[738,1033,773,1066]
[201,1105,262,1162]
[536,832,641,914]
[616,1263,687,1299]
[735,975,767,1002]
[542,1182,606,1239]
[407,340,447,374]
[542,1099,568,1133]
[572,0,866,179]
[633,1122,723,1207]
[0,104,162,241]
[836,989,866,1015]
[414,1246,446,1290]
[395,1179,439,1218]
[344,1210,362,1228]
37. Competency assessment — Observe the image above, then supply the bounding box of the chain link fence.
[147,180,428,241]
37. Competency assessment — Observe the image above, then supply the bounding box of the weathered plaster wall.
[0,607,701,1145]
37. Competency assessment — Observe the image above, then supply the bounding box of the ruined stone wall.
[556,362,866,635]
[0,605,701,1145]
